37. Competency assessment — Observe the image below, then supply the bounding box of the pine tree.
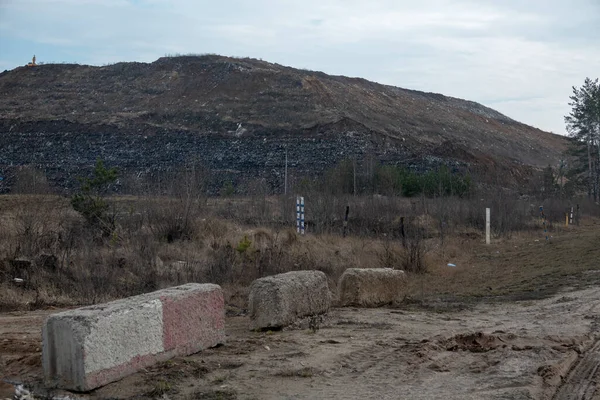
[71,158,118,235]
[565,78,600,200]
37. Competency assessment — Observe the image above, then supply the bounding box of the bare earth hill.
[0,55,568,192]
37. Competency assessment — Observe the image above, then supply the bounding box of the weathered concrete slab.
[248,270,331,330]
[338,268,406,307]
[42,283,225,391]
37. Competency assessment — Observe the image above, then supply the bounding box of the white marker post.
[486,208,491,245]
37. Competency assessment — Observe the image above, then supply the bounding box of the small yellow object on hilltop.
[26,55,37,67]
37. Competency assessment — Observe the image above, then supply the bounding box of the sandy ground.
[3,282,600,400]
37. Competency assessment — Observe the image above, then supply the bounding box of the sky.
[1,0,599,135]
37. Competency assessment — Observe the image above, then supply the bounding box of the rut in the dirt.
[553,340,600,400]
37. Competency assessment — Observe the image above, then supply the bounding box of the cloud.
[0,0,599,134]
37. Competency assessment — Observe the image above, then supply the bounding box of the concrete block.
[338,268,406,307]
[43,283,225,391]
[248,270,330,330]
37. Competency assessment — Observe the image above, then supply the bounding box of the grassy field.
[406,218,600,305]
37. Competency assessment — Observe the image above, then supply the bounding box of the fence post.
[400,216,407,249]
[485,208,491,245]
[540,206,548,241]
[343,205,350,237]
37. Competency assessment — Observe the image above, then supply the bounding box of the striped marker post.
[296,196,305,235]
[569,207,574,225]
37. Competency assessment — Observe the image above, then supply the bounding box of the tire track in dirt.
[552,339,600,400]
[550,291,600,400]
[7,288,600,400]
[338,342,402,375]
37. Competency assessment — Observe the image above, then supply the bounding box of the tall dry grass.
[0,184,595,311]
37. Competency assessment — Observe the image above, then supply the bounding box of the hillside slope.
[0,55,568,191]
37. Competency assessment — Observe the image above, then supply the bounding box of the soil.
[2,285,600,400]
[3,208,600,399]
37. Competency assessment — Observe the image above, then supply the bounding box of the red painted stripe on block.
[160,288,225,352]
[85,353,157,391]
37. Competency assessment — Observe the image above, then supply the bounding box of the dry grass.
[0,193,598,311]
[0,194,399,309]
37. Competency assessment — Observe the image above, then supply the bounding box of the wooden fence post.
[343,205,350,237]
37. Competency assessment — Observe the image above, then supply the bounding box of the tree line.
[310,159,472,198]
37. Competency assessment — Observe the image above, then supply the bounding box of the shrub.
[144,163,207,242]
[401,218,428,274]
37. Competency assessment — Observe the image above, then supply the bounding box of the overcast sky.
[1,0,599,134]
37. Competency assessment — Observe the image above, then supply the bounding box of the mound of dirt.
[442,332,507,353]
[0,55,567,193]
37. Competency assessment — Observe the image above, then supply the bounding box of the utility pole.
[353,158,357,196]
[284,147,288,195]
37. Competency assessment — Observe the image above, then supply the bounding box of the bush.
[144,164,207,242]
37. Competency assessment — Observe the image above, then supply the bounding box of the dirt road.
[3,283,600,400]
[0,309,50,398]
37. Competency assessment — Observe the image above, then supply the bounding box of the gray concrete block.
[43,283,225,391]
[338,268,406,307]
[248,270,331,330]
